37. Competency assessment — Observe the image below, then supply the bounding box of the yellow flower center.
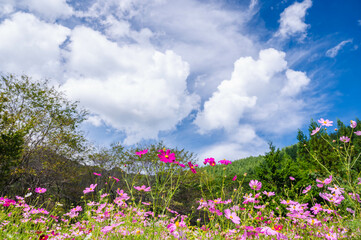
[230,216,233,219]
[165,155,169,158]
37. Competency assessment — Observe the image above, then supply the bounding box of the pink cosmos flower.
[328,185,344,195]
[158,149,176,163]
[263,191,275,197]
[135,149,148,157]
[35,188,47,194]
[232,175,237,181]
[311,127,321,135]
[218,159,232,165]
[289,176,295,180]
[113,177,119,182]
[316,175,332,188]
[93,172,101,176]
[204,157,216,166]
[302,185,312,194]
[188,161,197,174]
[350,120,357,128]
[249,180,262,191]
[355,131,361,136]
[134,185,151,192]
[318,118,333,127]
[83,184,97,194]
[311,204,323,215]
[224,209,240,224]
[340,136,350,143]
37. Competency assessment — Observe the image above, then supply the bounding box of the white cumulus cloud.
[276,0,312,39]
[61,26,200,144]
[0,12,70,78]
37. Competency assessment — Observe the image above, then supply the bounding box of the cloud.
[281,69,310,96]
[61,26,200,144]
[194,48,312,161]
[194,48,288,133]
[276,0,312,39]
[326,39,353,58]
[80,0,259,97]
[0,12,70,78]
[358,20,361,26]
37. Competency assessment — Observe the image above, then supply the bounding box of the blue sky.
[0,0,360,163]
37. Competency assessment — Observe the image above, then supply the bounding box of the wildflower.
[316,175,332,188]
[232,175,237,181]
[328,185,344,195]
[218,159,232,165]
[249,180,262,191]
[311,127,321,135]
[83,184,97,194]
[135,149,148,157]
[39,234,49,240]
[204,157,216,166]
[263,191,275,197]
[318,118,333,127]
[340,136,350,143]
[113,177,119,182]
[25,192,32,198]
[188,161,197,174]
[355,131,361,136]
[307,218,321,225]
[134,185,151,192]
[310,204,322,214]
[346,208,355,214]
[358,178,361,185]
[350,120,357,128]
[289,176,295,180]
[35,188,47,194]
[158,149,176,163]
[224,209,240,224]
[93,172,101,176]
[302,185,312,194]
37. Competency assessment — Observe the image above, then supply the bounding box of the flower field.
[1,118,361,239]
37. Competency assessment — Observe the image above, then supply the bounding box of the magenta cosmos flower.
[188,162,197,174]
[93,172,101,176]
[224,209,240,224]
[35,187,47,194]
[83,184,97,194]
[232,175,237,181]
[158,148,176,163]
[135,149,148,157]
[204,157,216,166]
[134,185,151,192]
[318,118,333,127]
[340,136,350,143]
[218,159,232,165]
[249,180,262,191]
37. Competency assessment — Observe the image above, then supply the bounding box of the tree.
[0,74,88,195]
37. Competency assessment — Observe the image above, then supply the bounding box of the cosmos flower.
[350,120,357,128]
[134,185,151,192]
[340,136,350,143]
[218,159,232,165]
[158,149,176,163]
[224,209,240,224]
[83,184,97,194]
[188,162,197,174]
[232,175,237,181]
[135,149,148,157]
[35,188,47,194]
[311,127,321,135]
[318,118,333,127]
[249,180,262,191]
